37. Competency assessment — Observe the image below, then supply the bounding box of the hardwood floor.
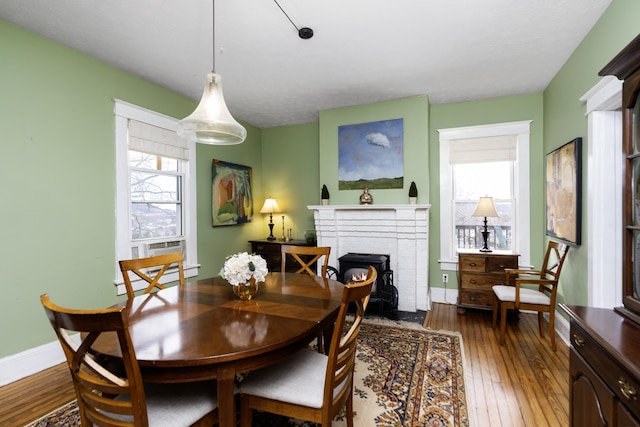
[0,303,569,426]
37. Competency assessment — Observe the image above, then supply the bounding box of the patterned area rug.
[25,318,471,427]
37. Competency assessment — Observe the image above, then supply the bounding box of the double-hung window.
[114,100,198,295]
[439,121,531,270]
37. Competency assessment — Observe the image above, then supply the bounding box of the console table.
[457,250,519,313]
[249,239,315,272]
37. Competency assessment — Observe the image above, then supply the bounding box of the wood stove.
[338,253,398,316]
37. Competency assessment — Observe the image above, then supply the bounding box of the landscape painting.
[212,159,253,226]
[338,118,404,190]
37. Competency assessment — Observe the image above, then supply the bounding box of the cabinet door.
[570,350,614,427]
[617,401,640,427]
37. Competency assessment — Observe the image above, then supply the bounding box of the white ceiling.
[0,0,612,129]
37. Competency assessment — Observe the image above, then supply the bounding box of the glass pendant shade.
[177,72,247,145]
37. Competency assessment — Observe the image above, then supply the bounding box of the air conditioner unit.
[144,240,185,258]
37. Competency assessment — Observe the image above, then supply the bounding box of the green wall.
[319,96,430,205]
[3,0,640,361]
[0,19,263,357]
[261,122,320,238]
[542,0,640,306]
[429,94,546,288]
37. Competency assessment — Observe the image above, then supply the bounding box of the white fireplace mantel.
[308,204,430,312]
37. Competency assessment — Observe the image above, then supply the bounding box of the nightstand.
[457,250,519,313]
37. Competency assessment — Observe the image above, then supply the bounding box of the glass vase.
[233,277,259,301]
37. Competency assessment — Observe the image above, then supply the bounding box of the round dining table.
[94,272,345,427]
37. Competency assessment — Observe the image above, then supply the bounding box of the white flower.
[220,252,268,286]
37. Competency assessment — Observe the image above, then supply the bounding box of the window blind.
[449,135,517,164]
[128,119,188,160]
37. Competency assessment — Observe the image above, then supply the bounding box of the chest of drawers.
[457,251,519,312]
[249,240,315,272]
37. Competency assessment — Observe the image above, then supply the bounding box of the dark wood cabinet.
[249,239,315,272]
[457,250,519,312]
[563,34,640,427]
[562,305,640,427]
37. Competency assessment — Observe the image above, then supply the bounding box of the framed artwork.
[338,118,404,190]
[211,159,253,226]
[545,137,582,245]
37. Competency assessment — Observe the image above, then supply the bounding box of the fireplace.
[308,204,430,312]
[338,253,397,316]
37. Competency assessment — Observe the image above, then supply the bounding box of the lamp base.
[267,223,276,240]
[479,248,493,253]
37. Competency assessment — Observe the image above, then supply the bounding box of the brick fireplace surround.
[307,204,430,312]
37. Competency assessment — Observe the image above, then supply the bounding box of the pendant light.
[177,0,246,145]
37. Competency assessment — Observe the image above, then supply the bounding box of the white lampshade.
[472,196,499,217]
[176,73,247,145]
[260,198,281,214]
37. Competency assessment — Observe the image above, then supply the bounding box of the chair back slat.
[281,245,331,277]
[119,252,184,299]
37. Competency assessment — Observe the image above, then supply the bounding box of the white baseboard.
[0,336,77,386]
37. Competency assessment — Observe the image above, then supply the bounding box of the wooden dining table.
[94,272,345,427]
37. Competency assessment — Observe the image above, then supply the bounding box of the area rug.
[25,318,471,427]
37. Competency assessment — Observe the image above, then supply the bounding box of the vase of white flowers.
[220,252,268,300]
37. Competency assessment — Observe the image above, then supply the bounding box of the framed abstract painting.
[545,137,582,245]
[211,159,253,226]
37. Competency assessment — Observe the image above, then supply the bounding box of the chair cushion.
[238,348,329,408]
[492,285,551,305]
[112,381,218,425]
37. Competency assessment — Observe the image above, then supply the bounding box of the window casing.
[114,100,198,295]
[439,121,531,270]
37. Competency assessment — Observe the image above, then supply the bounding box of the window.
[439,121,531,270]
[114,100,198,295]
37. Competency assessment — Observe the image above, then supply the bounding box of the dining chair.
[492,240,570,351]
[281,244,337,353]
[40,293,219,427]
[119,252,184,299]
[237,266,376,427]
[281,245,331,277]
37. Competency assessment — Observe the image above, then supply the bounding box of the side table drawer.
[486,256,519,272]
[459,256,486,272]
[571,323,640,419]
[459,290,493,308]
[460,273,499,289]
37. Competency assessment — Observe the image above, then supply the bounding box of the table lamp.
[259,198,281,241]
[472,196,499,252]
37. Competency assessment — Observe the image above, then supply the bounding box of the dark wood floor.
[0,303,569,427]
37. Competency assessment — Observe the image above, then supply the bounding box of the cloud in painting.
[365,132,390,148]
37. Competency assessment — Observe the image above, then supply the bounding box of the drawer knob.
[572,334,585,347]
[498,264,506,268]
[618,377,638,400]
[469,279,477,284]
[469,262,477,267]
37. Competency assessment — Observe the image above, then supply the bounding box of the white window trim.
[439,121,532,270]
[581,76,623,308]
[114,99,199,295]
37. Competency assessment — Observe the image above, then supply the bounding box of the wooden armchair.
[492,240,570,351]
[40,294,218,426]
[119,252,184,299]
[237,266,376,427]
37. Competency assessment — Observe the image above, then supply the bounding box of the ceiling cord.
[273,0,314,39]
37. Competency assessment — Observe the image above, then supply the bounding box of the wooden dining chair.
[281,245,336,352]
[492,240,570,351]
[237,266,376,427]
[119,252,184,299]
[281,245,332,277]
[40,293,219,427]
